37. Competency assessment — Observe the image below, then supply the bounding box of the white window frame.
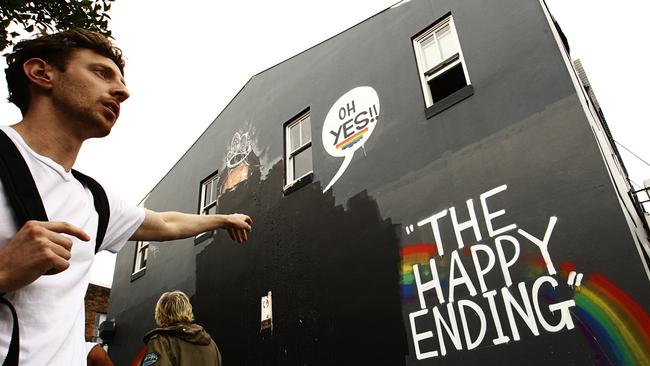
[92,312,107,343]
[133,241,149,274]
[413,16,471,107]
[199,172,219,216]
[285,111,312,185]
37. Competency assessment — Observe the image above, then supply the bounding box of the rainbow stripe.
[574,274,650,365]
[131,345,147,366]
[400,243,448,301]
[336,127,368,150]
[524,257,650,364]
[524,255,549,280]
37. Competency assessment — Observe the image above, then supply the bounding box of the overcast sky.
[1,1,648,287]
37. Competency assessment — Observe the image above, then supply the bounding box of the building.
[107,0,650,364]
[84,283,110,344]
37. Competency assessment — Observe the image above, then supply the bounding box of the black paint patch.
[194,160,408,365]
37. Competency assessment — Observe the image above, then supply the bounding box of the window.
[413,16,471,111]
[199,172,219,215]
[285,111,312,186]
[132,241,148,274]
[92,313,107,343]
[194,171,220,245]
[131,199,149,280]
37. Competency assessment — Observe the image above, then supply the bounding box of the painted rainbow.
[573,274,650,365]
[400,243,438,301]
[336,127,368,150]
[525,258,650,365]
[130,345,147,366]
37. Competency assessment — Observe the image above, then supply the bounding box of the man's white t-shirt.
[0,126,145,366]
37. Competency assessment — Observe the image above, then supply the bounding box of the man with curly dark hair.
[0,29,252,366]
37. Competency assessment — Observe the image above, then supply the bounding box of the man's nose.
[112,84,130,103]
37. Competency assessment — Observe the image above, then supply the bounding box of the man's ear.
[22,58,55,91]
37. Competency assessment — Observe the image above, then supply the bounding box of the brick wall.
[84,283,111,342]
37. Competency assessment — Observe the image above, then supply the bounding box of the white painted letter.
[409,309,439,360]
[470,244,496,293]
[501,282,540,341]
[417,209,448,256]
[480,184,517,237]
[532,276,577,332]
[433,303,463,356]
[449,199,482,249]
[414,260,445,309]
[448,250,478,302]
[518,216,558,275]
[458,299,486,350]
[495,235,521,287]
[483,290,510,345]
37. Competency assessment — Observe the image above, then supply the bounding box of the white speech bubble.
[322,86,380,192]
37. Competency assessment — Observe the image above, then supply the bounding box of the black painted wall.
[108,0,650,365]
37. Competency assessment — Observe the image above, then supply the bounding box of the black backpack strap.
[71,169,110,253]
[0,130,48,226]
[0,130,109,251]
[0,297,18,366]
[0,129,46,366]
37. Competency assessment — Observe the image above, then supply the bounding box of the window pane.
[290,124,301,151]
[211,179,219,202]
[293,146,312,179]
[421,36,441,70]
[204,181,211,204]
[136,244,146,269]
[203,183,211,206]
[301,117,311,143]
[428,62,467,103]
[435,24,451,38]
[437,27,458,60]
[95,314,106,332]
